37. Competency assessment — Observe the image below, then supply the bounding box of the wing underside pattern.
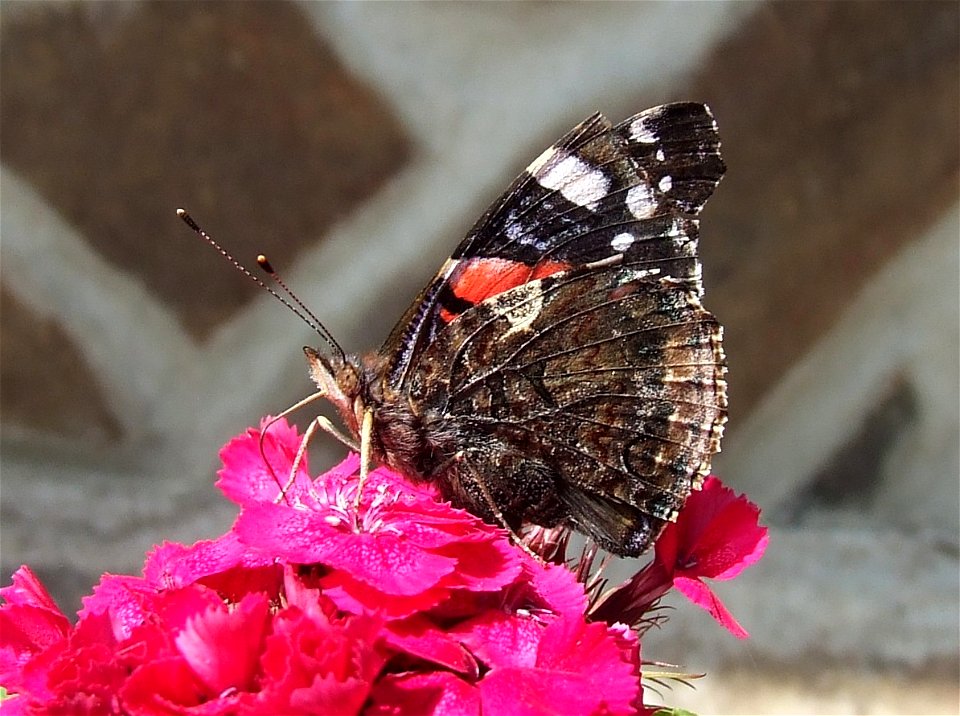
[410,265,727,555]
[382,103,724,390]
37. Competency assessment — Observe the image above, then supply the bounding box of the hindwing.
[407,263,727,556]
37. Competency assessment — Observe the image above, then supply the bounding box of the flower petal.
[217,417,315,506]
[673,575,748,639]
[368,671,481,716]
[175,593,271,694]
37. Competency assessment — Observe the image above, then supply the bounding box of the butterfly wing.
[376,103,726,556]
[380,103,724,389]
[408,263,726,556]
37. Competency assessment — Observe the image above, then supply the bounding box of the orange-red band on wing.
[438,258,570,323]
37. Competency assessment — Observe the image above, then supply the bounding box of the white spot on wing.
[626,183,658,219]
[655,148,665,162]
[630,121,658,144]
[611,232,635,251]
[536,151,610,208]
[659,175,673,192]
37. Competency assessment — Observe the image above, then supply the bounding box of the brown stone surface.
[677,1,959,418]
[0,289,123,442]
[0,1,410,339]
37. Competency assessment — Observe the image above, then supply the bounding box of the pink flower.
[1,419,765,713]
[0,567,70,693]
[592,476,768,638]
[456,613,638,715]
[229,421,522,619]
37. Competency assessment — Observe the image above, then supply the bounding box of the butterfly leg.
[262,390,363,503]
[456,454,542,561]
[271,414,362,503]
[260,391,325,502]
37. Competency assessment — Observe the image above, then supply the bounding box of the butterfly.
[299,103,727,557]
[184,102,727,557]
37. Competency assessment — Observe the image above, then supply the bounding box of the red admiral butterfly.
[186,103,727,557]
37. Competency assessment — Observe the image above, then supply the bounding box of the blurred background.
[1,2,957,713]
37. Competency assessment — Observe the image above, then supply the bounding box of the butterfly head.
[303,345,365,438]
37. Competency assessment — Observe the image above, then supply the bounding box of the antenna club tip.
[176,208,186,217]
[256,255,275,274]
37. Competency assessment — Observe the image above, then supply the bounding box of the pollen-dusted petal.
[236,503,456,596]
[323,533,457,596]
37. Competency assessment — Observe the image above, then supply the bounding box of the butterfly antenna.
[176,209,344,360]
[257,254,346,363]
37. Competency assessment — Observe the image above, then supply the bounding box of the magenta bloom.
[1,418,765,714]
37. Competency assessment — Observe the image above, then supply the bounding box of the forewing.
[409,264,727,556]
[380,103,725,389]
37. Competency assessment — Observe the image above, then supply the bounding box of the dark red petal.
[679,498,768,581]
[367,671,481,716]
[319,572,450,620]
[384,616,478,676]
[259,606,383,713]
[655,476,767,580]
[121,656,209,712]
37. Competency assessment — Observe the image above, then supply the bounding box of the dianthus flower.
[1,418,766,715]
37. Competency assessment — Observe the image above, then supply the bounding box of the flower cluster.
[0,419,766,715]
